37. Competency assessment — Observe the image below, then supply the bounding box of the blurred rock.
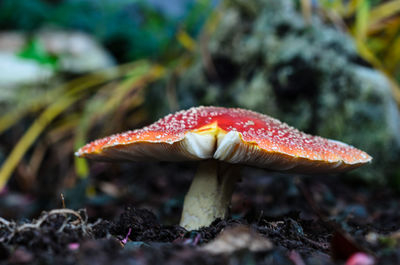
[0,30,115,74]
[0,30,115,107]
[0,52,53,87]
[0,32,26,52]
[37,30,115,73]
[169,0,400,183]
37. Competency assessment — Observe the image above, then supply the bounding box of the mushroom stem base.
[180,160,240,230]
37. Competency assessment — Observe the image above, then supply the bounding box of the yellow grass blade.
[177,30,196,52]
[347,0,364,16]
[0,61,151,190]
[0,94,78,189]
[384,36,400,72]
[0,88,63,134]
[300,0,312,24]
[354,0,370,42]
[369,0,400,27]
[73,63,165,178]
[356,40,400,106]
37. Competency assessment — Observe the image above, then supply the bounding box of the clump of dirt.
[111,207,185,242]
[255,213,331,254]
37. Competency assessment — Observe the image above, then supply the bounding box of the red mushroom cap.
[76,106,372,173]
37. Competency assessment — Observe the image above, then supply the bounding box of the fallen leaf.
[201,225,273,254]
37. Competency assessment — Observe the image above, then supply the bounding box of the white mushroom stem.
[180,160,241,230]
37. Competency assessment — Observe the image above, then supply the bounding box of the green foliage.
[18,38,58,68]
[0,0,50,30]
[0,0,213,62]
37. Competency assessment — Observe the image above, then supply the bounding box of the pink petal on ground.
[345,252,375,265]
[121,228,132,244]
[68,243,80,251]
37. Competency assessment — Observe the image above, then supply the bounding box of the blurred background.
[0,0,400,222]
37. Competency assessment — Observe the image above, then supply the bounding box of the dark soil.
[1,163,400,265]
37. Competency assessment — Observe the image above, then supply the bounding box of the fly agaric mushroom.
[76,106,372,230]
